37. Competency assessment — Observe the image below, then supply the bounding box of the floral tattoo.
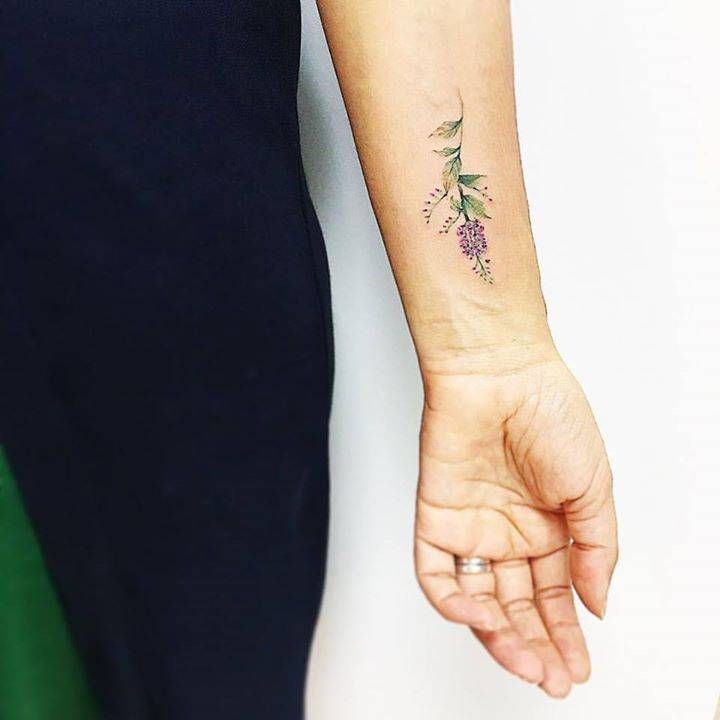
[422,100,494,283]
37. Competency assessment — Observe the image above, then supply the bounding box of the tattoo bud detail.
[423,107,495,283]
[457,220,487,257]
[457,220,492,280]
[421,187,443,223]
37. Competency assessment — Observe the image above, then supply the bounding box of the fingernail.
[599,579,611,618]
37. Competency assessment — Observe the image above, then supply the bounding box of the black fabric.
[0,2,333,718]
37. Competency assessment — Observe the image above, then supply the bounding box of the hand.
[414,347,618,698]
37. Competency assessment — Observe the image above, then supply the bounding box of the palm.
[415,359,618,697]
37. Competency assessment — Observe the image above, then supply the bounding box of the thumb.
[563,473,619,619]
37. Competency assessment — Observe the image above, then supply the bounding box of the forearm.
[317,0,554,371]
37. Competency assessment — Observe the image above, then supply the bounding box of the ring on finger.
[455,556,492,574]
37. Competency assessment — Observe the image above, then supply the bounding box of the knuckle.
[535,584,572,602]
[502,597,535,614]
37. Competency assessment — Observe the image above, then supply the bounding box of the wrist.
[410,296,558,378]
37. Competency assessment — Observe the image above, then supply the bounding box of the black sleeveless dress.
[0,2,332,718]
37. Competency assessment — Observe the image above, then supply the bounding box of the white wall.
[298,2,720,718]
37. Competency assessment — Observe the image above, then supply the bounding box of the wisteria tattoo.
[422,99,494,283]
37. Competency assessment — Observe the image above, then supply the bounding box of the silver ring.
[455,556,492,574]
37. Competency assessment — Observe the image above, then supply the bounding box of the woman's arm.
[317,0,549,358]
[317,0,618,697]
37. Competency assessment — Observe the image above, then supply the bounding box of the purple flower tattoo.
[422,100,494,283]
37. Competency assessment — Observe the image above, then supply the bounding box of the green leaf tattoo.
[461,193,490,220]
[428,119,462,139]
[422,100,495,283]
[434,146,461,157]
[458,174,487,189]
[442,157,461,191]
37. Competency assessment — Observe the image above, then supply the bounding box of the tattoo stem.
[425,189,448,222]
[455,108,470,222]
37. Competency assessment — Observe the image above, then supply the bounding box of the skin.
[418,348,616,696]
[317,0,619,697]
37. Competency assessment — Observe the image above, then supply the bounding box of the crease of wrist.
[410,288,548,340]
[419,338,560,379]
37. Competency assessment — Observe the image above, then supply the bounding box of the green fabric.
[0,448,100,720]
